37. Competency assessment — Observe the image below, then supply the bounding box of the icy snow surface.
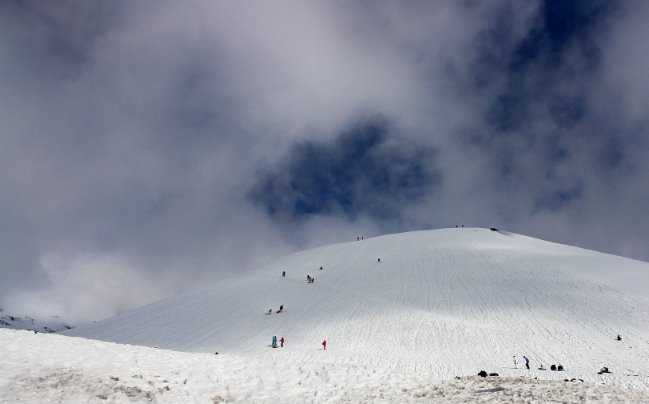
[3,328,649,402]
[4,228,649,402]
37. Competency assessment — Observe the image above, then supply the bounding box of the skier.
[267,309,272,315]
[538,364,546,370]
[322,339,327,350]
[319,266,323,270]
[523,355,530,370]
[282,271,286,277]
[377,258,381,263]
[513,355,518,369]
[616,335,622,341]
[279,305,283,311]
[272,336,277,348]
[280,337,285,347]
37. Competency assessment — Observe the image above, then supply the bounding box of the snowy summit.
[3,228,649,402]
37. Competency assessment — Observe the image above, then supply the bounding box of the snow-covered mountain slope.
[67,228,649,389]
[0,310,73,333]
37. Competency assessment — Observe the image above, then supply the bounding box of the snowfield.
[3,329,649,403]
[3,228,649,402]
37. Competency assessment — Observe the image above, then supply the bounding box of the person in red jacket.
[280,337,285,347]
[322,339,327,350]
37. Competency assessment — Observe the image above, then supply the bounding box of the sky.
[1,0,648,322]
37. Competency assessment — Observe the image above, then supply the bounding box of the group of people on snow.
[513,335,623,373]
[513,355,530,370]
[269,271,325,350]
[266,305,283,315]
[515,355,570,372]
[271,336,285,348]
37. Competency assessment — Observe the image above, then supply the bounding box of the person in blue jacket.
[272,336,277,348]
[523,355,530,369]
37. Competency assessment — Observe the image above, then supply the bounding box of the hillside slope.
[0,311,73,333]
[67,228,649,387]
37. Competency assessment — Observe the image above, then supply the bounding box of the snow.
[0,312,73,333]
[3,328,649,403]
[4,228,649,401]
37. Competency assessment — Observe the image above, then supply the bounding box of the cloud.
[1,0,648,321]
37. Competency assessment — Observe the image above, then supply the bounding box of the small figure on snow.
[322,339,327,350]
[513,355,518,369]
[319,266,323,271]
[616,334,622,341]
[280,337,285,347]
[377,258,381,263]
[523,355,530,369]
[282,271,286,277]
[538,364,546,370]
[279,305,283,312]
[272,336,277,348]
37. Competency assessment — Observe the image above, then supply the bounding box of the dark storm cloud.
[1,0,648,321]
[251,119,439,223]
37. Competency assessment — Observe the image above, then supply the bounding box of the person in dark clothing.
[523,356,530,369]
[280,337,285,347]
[279,305,283,311]
[322,339,327,350]
[282,271,286,277]
[617,335,622,341]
